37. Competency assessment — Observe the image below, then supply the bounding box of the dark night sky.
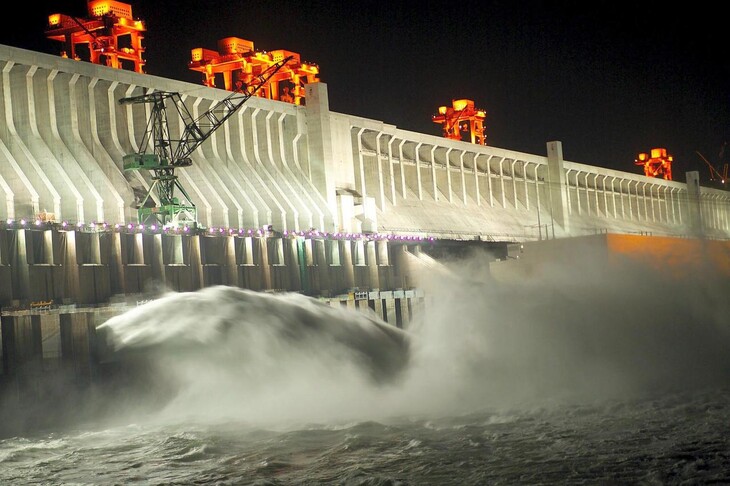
[5,1,730,181]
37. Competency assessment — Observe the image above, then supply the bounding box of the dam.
[1,24,729,427]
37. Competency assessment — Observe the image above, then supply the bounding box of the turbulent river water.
[1,246,729,485]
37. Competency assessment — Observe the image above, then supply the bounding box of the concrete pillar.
[150,233,165,285]
[59,312,95,386]
[288,237,303,291]
[393,289,406,329]
[258,237,272,290]
[546,141,569,235]
[61,230,81,303]
[384,298,397,326]
[188,234,204,290]
[10,228,31,301]
[340,240,356,290]
[223,235,238,286]
[107,231,125,295]
[314,239,329,293]
[366,240,379,289]
[304,83,338,231]
[0,230,12,303]
[686,171,703,236]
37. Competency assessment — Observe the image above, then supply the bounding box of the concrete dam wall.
[0,44,728,242]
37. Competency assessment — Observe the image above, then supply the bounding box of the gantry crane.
[432,99,486,145]
[189,37,319,105]
[635,148,673,180]
[45,1,146,73]
[119,55,294,228]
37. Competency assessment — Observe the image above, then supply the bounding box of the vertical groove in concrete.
[242,107,288,230]
[5,63,61,219]
[190,98,239,229]
[250,109,298,231]
[275,112,326,230]
[261,110,312,230]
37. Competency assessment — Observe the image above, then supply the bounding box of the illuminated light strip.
[0,219,434,241]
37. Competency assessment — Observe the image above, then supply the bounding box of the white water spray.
[99,240,730,429]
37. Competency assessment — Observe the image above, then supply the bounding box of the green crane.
[119,56,293,228]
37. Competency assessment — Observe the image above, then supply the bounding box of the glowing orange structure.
[635,148,673,181]
[45,1,146,73]
[432,99,486,145]
[188,37,320,105]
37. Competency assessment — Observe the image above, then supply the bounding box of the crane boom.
[696,151,728,186]
[119,56,294,228]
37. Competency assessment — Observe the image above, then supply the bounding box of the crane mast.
[119,55,294,228]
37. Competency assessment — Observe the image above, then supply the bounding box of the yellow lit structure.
[45,1,146,73]
[635,148,673,181]
[432,99,486,145]
[189,37,320,105]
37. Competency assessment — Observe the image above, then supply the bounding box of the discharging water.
[1,243,729,485]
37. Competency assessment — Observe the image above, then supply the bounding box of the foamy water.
[1,242,729,484]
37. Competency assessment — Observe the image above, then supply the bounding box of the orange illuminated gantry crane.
[188,37,319,105]
[45,0,146,73]
[634,148,673,180]
[432,99,486,145]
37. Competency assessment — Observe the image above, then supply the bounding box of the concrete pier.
[0,224,447,305]
[0,224,442,414]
